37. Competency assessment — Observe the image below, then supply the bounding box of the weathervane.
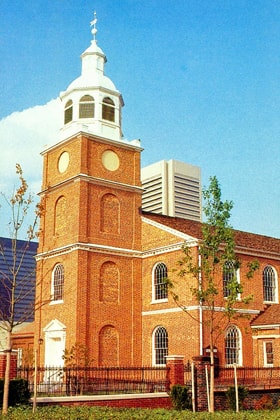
[90,11,98,41]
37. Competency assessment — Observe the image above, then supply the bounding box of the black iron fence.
[216,366,280,388]
[17,365,170,396]
[184,363,280,389]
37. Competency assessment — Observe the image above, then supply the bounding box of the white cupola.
[60,13,124,141]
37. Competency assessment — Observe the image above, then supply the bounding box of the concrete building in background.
[141,159,201,221]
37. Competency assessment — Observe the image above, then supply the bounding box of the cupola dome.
[60,13,124,141]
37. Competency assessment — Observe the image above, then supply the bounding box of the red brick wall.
[36,132,142,367]
[0,353,17,379]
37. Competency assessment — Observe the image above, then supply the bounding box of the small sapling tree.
[0,164,44,414]
[168,176,259,413]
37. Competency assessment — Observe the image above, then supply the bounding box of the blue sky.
[0,0,279,239]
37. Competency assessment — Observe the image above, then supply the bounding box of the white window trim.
[50,264,64,305]
[263,341,274,367]
[263,266,279,304]
[225,325,243,367]
[224,267,241,301]
[151,262,168,304]
[152,326,168,367]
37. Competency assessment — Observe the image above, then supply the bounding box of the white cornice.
[234,246,280,261]
[142,306,199,316]
[39,173,143,195]
[142,305,260,316]
[252,334,280,339]
[142,242,185,257]
[36,242,142,261]
[251,324,280,330]
[142,216,199,244]
[41,131,143,155]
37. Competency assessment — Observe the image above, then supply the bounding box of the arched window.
[263,266,278,303]
[79,95,95,118]
[153,263,168,301]
[225,325,241,366]
[102,97,115,122]
[223,261,239,298]
[153,326,168,366]
[51,264,64,302]
[64,100,73,124]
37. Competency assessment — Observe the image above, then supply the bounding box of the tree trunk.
[2,331,12,415]
[209,348,215,413]
[209,318,215,413]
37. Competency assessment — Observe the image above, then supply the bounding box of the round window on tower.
[102,150,119,171]
[58,151,70,173]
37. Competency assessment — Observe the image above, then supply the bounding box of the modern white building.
[141,159,201,221]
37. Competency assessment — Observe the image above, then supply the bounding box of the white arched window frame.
[263,266,278,304]
[79,95,95,119]
[225,325,242,366]
[152,262,168,303]
[152,326,168,366]
[223,261,240,300]
[64,100,73,125]
[50,264,64,304]
[102,97,115,122]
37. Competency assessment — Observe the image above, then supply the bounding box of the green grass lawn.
[1,406,280,419]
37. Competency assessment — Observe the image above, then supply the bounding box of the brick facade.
[32,127,280,371]
[35,132,143,367]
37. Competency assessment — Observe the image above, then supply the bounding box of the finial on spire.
[90,11,98,41]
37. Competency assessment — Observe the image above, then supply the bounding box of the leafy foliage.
[225,385,248,411]
[2,406,280,419]
[170,384,192,410]
[0,164,44,414]
[0,379,30,407]
[167,176,259,413]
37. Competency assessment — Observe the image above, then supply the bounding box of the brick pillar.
[192,355,210,412]
[0,351,18,379]
[165,355,185,391]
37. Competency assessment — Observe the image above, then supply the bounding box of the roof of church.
[251,305,280,327]
[142,211,280,254]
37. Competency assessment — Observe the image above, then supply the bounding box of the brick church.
[32,18,280,370]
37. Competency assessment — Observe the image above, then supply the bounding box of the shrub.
[0,378,30,407]
[254,394,274,410]
[226,385,248,411]
[170,384,192,410]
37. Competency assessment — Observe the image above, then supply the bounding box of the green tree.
[168,176,259,413]
[0,164,43,415]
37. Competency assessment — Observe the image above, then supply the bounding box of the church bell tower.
[35,14,143,367]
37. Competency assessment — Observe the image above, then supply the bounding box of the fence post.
[192,355,210,412]
[165,355,185,391]
[0,351,18,379]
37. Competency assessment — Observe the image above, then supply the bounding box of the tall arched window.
[102,97,115,122]
[79,95,95,118]
[153,263,168,301]
[225,325,241,366]
[64,100,73,124]
[153,326,168,366]
[223,261,239,298]
[51,264,64,302]
[263,266,278,303]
